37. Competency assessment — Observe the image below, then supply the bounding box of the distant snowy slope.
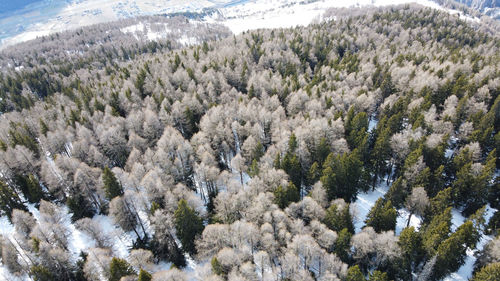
[0,0,486,48]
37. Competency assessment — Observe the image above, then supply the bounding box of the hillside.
[0,4,499,281]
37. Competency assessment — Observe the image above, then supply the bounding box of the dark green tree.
[347,265,366,281]
[472,262,500,281]
[67,193,96,222]
[0,180,27,221]
[273,183,300,209]
[421,207,452,256]
[109,257,136,281]
[14,174,44,204]
[398,227,424,279]
[277,134,302,190]
[321,149,365,202]
[345,108,369,150]
[368,271,388,281]
[335,228,352,263]
[137,269,152,281]
[102,167,124,200]
[433,221,478,280]
[174,199,204,255]
[364,198,397,232]
[30,265,54,281]
[323,203,354,233]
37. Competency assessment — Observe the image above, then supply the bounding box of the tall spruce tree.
[174,199,204,255]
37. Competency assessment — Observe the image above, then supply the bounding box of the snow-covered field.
[0,0,482,49]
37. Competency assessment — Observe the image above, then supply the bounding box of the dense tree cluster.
[0,4,499,281]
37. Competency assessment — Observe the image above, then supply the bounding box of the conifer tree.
[0,180,27,221]
[174,199,204,254]
[109,257,136,281]
[335,228,352,263]
[102,167,123,200]
[368,271,388,281]
[321,149,365,202]
[137,269,152,281]
[273,182,300,209]
[347,265,366,281]
[323,203,354,233]
[433,221,478,279]
[365,198,397,232]
[472,262,500,281]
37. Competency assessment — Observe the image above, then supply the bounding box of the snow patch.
[352,180,390,233]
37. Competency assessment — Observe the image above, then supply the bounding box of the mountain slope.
[0,0,486,49]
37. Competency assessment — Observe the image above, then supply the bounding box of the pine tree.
[67,193,96,222]
[472,262,500,281]
[433,221,478,279]
[422,207,452,256]
[345,108,369,150]
[102,167,123,200]
[109,257,136,281]
[273,183,300,209]
[368,271,388,281]
[0,180,27,221]
[335,228,352,263]
[279,134,302,190]
[30,265,54,281]
[428,187,452,218]
[398,227,424,279]
[14,174,44,204]
[321,149,365,202]
[323,203,354,233]
[365,198,397,232]
[137,269,152,281]
[347,265,366,281]
[174,199,204,255]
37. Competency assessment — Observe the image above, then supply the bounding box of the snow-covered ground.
[352,180,390,233]
[0,0,483,49]
[444,204,498,281]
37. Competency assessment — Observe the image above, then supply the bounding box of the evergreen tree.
[102,167,124,200]
[364,198,397,232]
[137,269,152,281]
[335,228,352,263]
[347,265,366,281]
[428,187,452,219]
[422,207,452,256]
[433,221,478,279]
[323,203,354,233]
[0,180,27,221]
[30,265,54,281]
[109,257,136,281]
[345,108,369,151]
[273,182,300,209]
[174,199,204,254]
[472,262,500,281]
[278,134,302,190]
[368,271,388,281]
[14,174,44,204]
[211,256,226,277]
[67,193,96,222]
[321,149,365,202]
[398,227,424,279]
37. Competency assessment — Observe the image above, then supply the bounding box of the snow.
[444,205,498,281]
[179,35,199,46]
[120,22,173,41]
[368,118,378,133]
[93,214,134,258]
[396,208,422,234]
[1,0,484,49]
[352,180,390,233]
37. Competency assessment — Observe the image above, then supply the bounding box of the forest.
[0,4,499,281]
